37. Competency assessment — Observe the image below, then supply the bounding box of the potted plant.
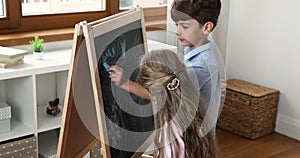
[29,36,44,60]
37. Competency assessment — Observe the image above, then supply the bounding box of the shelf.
[0,41,71,144]
[0,48,71,80]
[38,129,60,158]
[0,118,34,142]
[37,105,63,133]
[36,70,68,133]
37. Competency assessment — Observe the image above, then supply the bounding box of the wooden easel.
[57,8,155,158]
[56,22,107,158]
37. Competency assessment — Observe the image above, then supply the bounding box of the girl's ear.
[202,21,214,34]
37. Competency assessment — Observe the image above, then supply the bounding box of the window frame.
[0,0,119,34]
[0,0,20,29]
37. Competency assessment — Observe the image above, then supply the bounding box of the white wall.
[212,0,230,63]
[164,0,300,140]
[220,0,300,140]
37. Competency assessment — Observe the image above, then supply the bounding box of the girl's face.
[175,19,208,50]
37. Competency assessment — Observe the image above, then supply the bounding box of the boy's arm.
[107,65,150,100]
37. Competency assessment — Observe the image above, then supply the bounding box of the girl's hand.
[107,65,129,90]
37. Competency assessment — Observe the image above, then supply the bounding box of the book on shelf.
[0,55,24,64]
[0,60,24,68]
[0,46,28,59]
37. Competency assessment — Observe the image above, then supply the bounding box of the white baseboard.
[276,114,300,141]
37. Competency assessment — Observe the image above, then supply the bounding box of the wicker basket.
[217,79,280,140]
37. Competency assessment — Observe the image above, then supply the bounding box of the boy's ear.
[202,22,214,34]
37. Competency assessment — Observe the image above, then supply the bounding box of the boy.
[171,0,222,109]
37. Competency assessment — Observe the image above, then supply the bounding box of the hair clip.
[167,77,180,91]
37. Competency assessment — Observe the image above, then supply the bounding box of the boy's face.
[175,19,208,49]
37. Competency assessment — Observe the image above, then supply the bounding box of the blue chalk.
[103,62,113,75]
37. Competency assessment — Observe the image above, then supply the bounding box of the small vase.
[34,51,44,60]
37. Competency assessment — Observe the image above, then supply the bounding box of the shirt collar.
[184,41,211,61]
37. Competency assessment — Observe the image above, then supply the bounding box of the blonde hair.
[138,49,216,158]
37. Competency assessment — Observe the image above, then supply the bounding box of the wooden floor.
[216,128,300,158]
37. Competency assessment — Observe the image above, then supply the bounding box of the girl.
[109,49,216,157]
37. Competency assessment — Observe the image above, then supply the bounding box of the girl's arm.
[107,65,150,100]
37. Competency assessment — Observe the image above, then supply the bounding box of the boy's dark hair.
[171,0,221,29]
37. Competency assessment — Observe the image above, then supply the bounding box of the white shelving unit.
[0,44,71,157]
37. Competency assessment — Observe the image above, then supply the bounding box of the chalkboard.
[83,8,155,158]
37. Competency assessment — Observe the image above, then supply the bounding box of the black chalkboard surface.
[96,20,153,158]
[83,8,154,158]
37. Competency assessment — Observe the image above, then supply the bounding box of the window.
[0,0,166,32]
[0,0,167,45]
[22,0,105,16]
[0,0,112,32]
[120,0,167,9]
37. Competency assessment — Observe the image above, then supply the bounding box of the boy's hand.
[107,65,129,90]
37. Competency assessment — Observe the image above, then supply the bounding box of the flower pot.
[34,51,44,60]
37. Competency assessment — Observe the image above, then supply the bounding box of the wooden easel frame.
[58,7,154,158]
[57,22,101,158]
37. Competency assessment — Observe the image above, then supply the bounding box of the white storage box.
[0,100,11,134]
